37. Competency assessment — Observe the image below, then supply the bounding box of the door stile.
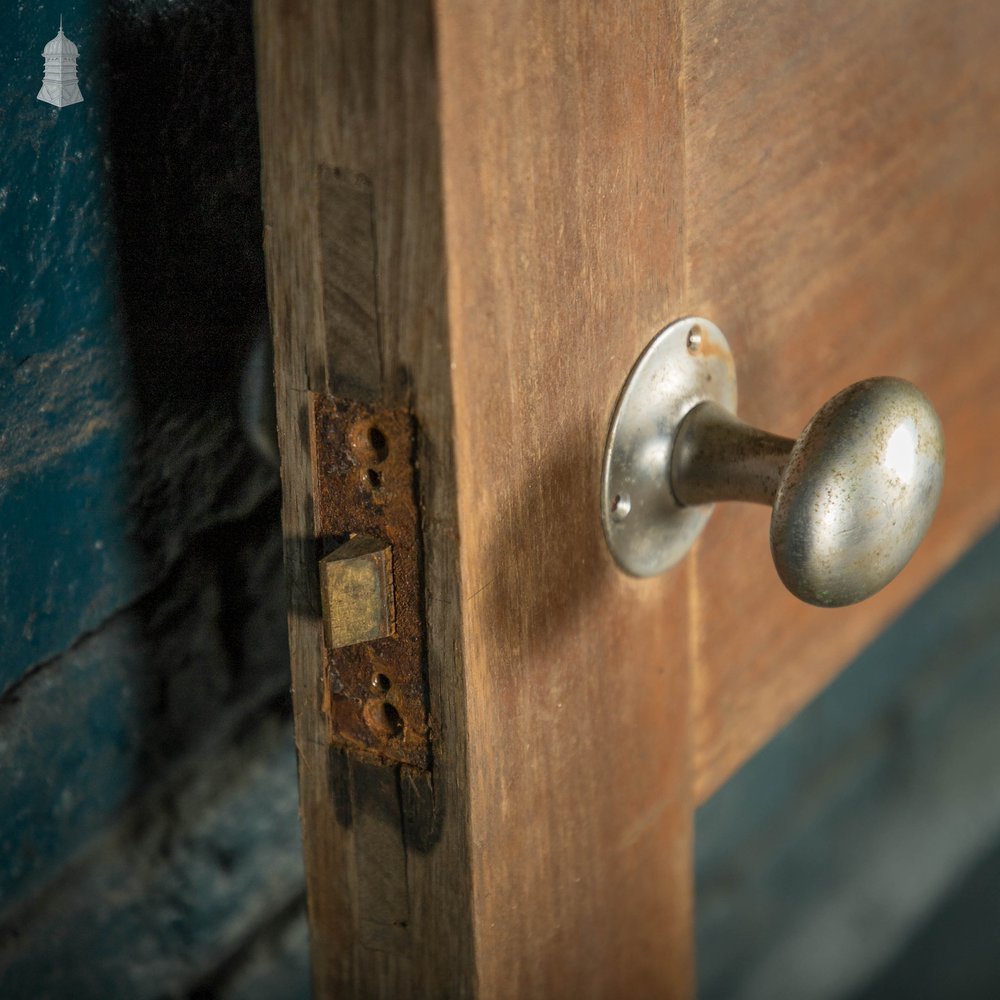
[256,1,697,995]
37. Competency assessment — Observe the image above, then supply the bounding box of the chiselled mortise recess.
[602,317,945,607]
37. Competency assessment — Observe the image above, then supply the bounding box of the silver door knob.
[601,317,945,607]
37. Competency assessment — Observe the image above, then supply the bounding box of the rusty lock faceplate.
[311,393,430,768]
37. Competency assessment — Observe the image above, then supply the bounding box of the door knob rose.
[601,317,944,607]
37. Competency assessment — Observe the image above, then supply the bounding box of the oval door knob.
[602,318,945,608]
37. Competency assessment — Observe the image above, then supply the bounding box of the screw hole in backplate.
[364,698,404,739]
[369,426,389,462]
[380,703,403,738]
[611,492,631,521]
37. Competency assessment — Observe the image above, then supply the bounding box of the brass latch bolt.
[319,535,395,649]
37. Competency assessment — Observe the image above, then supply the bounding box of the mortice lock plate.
[311,393,430,769]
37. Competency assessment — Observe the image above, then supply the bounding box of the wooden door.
[254,1,1000,995]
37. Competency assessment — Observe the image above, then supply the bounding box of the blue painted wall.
[2,0,137,687]
[1,2,309,996]
[697,519,1000,999]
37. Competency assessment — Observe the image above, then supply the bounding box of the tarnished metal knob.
[602,318,945,607]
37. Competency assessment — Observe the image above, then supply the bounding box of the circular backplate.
[601,317,737,577]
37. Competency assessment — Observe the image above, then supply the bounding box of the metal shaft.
[670,401,794,508]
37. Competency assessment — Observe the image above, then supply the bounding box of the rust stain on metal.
[311,393,429,768]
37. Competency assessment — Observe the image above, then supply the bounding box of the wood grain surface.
[683,0,1000,801]
[256,1,474,994]
[257,0,695,995]
[435,2,694,996]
